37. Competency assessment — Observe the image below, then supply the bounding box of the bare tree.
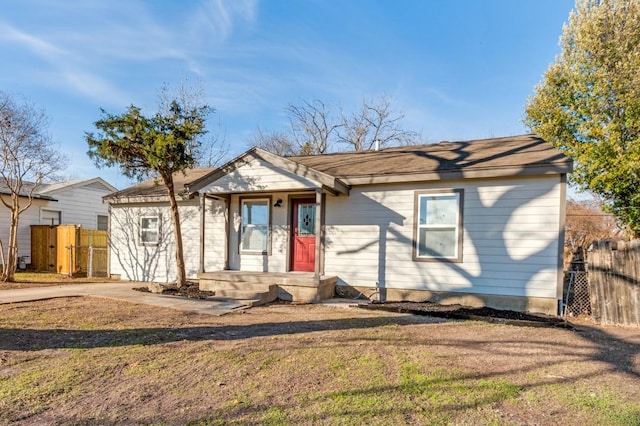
[247,127,297,156]
[338,96,420,151]
[0,92,68,282]
[287,99,341,155]
[564,197,620,266]
[249,96,420,156]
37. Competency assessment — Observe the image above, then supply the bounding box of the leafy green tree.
[86,92,212,287]
[525,0,640,236]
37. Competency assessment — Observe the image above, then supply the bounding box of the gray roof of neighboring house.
[103,168,217,201]
[38,177,117,194]
[0,177,118,201]
[0,181,58,200]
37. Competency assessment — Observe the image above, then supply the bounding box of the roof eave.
[0,191,58,201]
[340,162,573,186]
[104,195,173,204]
[200,147,350,196]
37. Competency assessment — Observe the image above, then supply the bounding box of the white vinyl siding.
[44,186,111,227]
[0,196,47,260]
[0,182,112,263]
[41,209,61,225]
[202,157,323,193]
[323,175,562,299]
[108,198,226,283]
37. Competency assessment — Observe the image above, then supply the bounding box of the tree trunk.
[163,175,187,288]
[2,194,20,282]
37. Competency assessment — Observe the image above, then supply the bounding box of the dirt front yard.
[0,297,638,425]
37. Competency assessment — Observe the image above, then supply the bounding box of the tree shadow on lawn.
[0,315,432,351]
[1,314,638,381]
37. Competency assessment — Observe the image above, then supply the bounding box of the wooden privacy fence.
[30,225,57,272]
[588,240,640,326]
[31,225,108,277]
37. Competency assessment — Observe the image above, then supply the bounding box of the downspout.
[557,174,568,316]
[199,193,205,274]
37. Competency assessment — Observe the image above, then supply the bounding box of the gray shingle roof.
[0,181,57,200]
[104,168,217,201]
[107,135,571,201]
[288,134,571,180]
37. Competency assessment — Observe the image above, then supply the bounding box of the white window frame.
[240,197,271,254]
[139,215,160,245]
[413,189,463,262]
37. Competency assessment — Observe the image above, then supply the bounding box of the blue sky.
[1,0,575,189]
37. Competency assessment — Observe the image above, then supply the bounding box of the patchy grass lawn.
[0,298,638,425]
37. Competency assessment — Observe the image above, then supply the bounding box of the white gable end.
[201,157,323,194]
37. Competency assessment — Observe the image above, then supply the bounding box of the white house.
[105,135,572,314]
[0,177,117,265]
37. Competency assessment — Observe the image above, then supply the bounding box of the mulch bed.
[360,301,574,329]
[133,282,215,299]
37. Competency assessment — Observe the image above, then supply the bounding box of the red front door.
[291,199,316,272]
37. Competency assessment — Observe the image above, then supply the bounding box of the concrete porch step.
[215,287,277,306]
[200,280,277,293]
[203,283,278,307]
[198,271,338,304]
[207,296,265,308]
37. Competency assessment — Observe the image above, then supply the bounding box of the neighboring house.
[105,135,572,314]
[0,177,117,265]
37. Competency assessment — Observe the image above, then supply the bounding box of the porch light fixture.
[273,199,283,208]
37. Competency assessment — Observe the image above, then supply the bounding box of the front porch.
[198,271,338,304]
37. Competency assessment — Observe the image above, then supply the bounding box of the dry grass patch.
[0,298,638,425]
[0,272,116,289]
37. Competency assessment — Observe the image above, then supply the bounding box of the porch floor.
[198,271,338,303]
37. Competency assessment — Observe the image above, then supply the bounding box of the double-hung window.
[97,214,108,231]
[140,216,160,245]
[240,198,270,253]
[414,189,463,262]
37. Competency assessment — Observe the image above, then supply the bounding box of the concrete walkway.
[0,282,247,316]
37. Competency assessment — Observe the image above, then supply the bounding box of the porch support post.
[224,197,231,270]
[199,193,205,274]
[314,188,322,279]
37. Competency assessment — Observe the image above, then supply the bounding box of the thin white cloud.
[419,87,470,108]
[190,0,258,44]
[0,22,66,58]
[0,22,131,106]
[1,0,261,106]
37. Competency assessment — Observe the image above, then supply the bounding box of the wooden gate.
[56,225,78,275]
[30,225,57,272]
[79,229,108,277]
[30,225,108,276]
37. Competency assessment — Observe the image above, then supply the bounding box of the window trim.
[239,196,272,255]
[97,214,109,231]
[412,189,464,263]
[41,208,62,226]
[139,215,160,246]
